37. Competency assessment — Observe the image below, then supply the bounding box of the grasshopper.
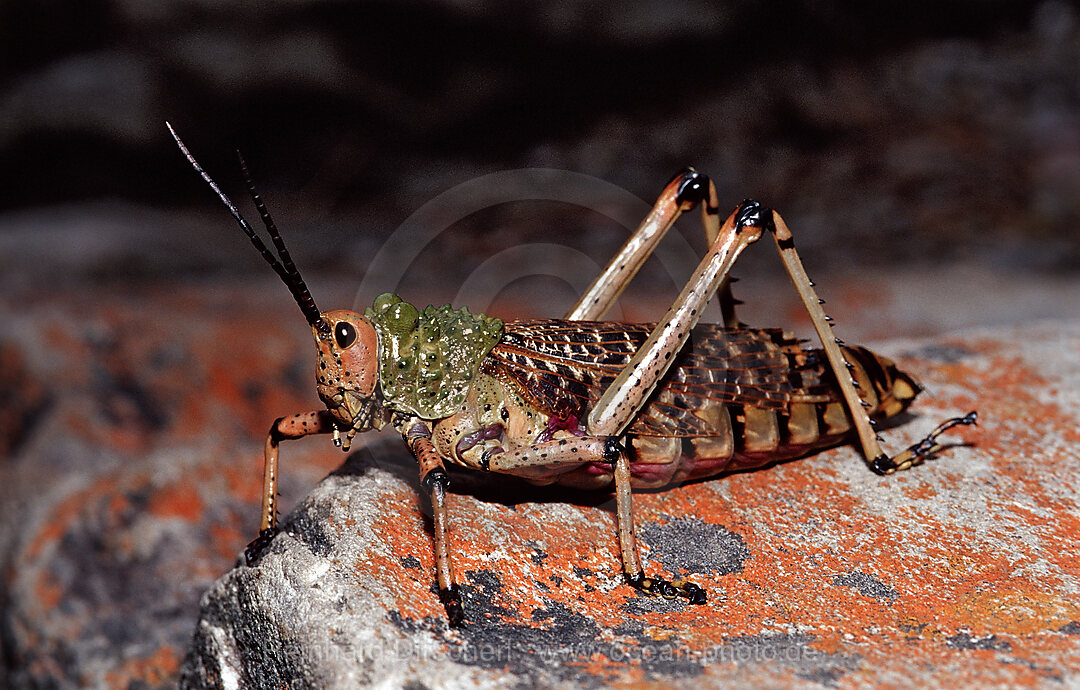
[169,124,975,627]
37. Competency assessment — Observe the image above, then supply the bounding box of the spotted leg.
[245,410,338,565]
[401,420,465,627]
[565,168,740,326]
[585,200,771,602]
[454,430,708,605]
[766,212,977,473]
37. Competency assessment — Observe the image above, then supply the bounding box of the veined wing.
[482,320,841,437]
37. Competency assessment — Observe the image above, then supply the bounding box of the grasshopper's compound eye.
[334,321,357,349]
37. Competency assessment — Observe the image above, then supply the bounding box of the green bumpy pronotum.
[366,293,504,419]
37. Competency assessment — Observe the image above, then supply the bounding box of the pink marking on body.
[563,435,853,489]
[673,454,734,477]
[584,461,614,476]
[536,408,586,443]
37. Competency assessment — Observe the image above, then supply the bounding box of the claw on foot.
[244,527,278,566]
[875,410,979,474]
[439,585,465,628]
[627,572,707,605]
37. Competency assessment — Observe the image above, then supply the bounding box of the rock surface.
[178,321,1080,688]
[3,268,1080,687]
[4,202,1080,689]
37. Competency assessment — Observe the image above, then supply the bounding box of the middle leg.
[400,417,465,627]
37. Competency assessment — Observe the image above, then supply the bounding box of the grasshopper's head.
[312,309,383,431]
[168,124,387,433]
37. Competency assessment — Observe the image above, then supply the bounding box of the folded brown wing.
[481,319,841,437]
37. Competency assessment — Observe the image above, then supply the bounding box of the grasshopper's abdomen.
[486,321,923,489]
[630,345,923,488]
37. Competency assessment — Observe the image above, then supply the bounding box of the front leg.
[246,410,338,565]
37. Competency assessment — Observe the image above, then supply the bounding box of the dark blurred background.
[2,2,1080,687]
[2,0,1078,304]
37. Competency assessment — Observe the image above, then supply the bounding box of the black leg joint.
[421,468,449,491]
[870,454,897,475]
[626,572,651,591]
[244,527,278,566]
[656,580,678,598]
[406,422,431,440]
[269,417,287,445]
[602,437,625,464]
[682,581,707,605]
[479,448,502,472]
[735,199,775,234]
[439,585,465,628]
[673,168,710,206]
